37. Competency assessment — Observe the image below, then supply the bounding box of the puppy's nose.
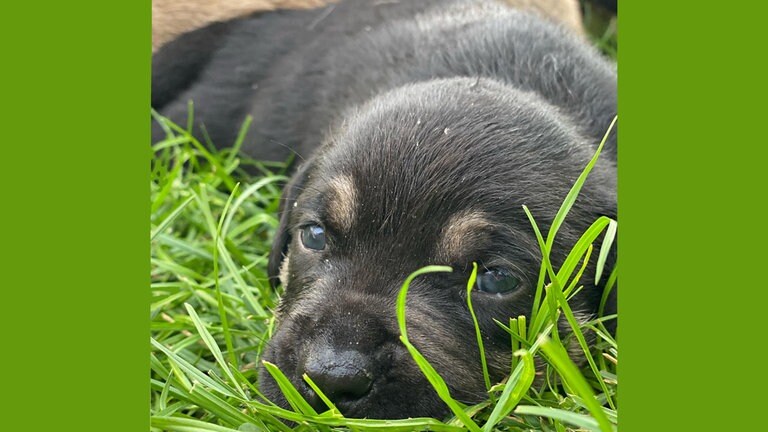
[304,347,373,408]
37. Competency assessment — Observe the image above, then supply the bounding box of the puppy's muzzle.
[303,344,374,409]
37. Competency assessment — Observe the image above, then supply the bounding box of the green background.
[621,1,768,429]
[1,2,150,431]
[1,1,766,430]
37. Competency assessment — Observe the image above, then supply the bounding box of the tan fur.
[278,251,292,287]
[152,0,328,51]
[438,211,493,261]
[501,0,583,35]
[152,0,582,52]
[326,175,358,232]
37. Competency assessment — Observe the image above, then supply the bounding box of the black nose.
[303,346,373,409]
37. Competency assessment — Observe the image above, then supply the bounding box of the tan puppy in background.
[152,0,584,51]
[153,0,327,51]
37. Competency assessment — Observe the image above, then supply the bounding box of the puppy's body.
[153,0,617,419]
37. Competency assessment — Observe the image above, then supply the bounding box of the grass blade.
[151,195,194,240]
[396,265,453,340]
[549,284,615,410]
[214,183,241,369]
[150,337,239,398]
[396,265,482,432]
[514,406,601,431]
[303,373,343,417]
[152,416,247,432]
[539,337,615,432]
[262,360,318,416]
[482,349,536,431]
[183,303,247,399]
[465,263,492,395]
[595,219,617,284]
[544,116,617,251]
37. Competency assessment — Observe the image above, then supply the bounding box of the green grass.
[150,114,618,431]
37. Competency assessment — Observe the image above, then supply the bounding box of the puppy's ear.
[268,162,311,289]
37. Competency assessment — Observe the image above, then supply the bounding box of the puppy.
[152,0,617,419]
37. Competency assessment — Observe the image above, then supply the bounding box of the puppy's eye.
[300,224,326,250]
[476,268,520,294]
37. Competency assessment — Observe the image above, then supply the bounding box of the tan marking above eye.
[437,211,494,261]
[326,175,358,232]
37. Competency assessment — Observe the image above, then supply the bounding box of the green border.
[621,1,768,430]
[2,2,149,431]
[4,1,768,431]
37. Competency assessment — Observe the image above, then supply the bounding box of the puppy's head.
[260,78,616,419]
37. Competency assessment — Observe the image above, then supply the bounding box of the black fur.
[153,0,617,419]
